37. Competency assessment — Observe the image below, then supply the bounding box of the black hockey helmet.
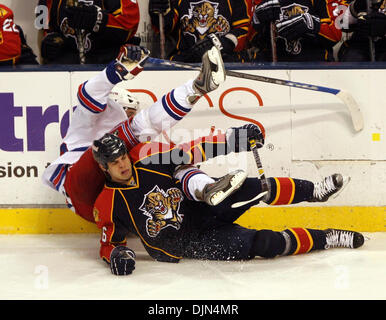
[92,133,128,169]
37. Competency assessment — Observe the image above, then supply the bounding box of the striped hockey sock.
[280,228,326,255]
[263,177,314,205]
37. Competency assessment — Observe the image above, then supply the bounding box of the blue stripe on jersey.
[170,89,191,113]
[77,82,106,114]
[162,94,182,121]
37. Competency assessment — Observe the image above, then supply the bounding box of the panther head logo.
[181,1,230,41]
[140,186,184,238]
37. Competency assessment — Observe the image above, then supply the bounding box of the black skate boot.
[324,229,365,249]
[311,173,350,202]
[195,170,247,206]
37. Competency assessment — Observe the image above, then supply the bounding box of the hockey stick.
[231,138,268,209]
[158,13,166,59]
[147,57,364,132]
[270,22,277,63]
[366,0,376,62]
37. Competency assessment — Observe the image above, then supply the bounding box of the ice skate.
[311,173,350,202]
[324,229,364,249]
[195,170,247,206]
[193,46,225,95]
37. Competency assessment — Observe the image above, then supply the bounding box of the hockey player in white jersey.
[42,44,248,223]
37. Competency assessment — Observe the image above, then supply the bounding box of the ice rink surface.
[0,232,385,300]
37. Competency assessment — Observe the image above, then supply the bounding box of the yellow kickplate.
[0,208,99,234]
[236,206,386,232]
[0,206,384,234]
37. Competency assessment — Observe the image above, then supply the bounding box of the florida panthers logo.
[380,0,385,13]
[278,4,310,55]
[181,1,230,42]
[140,186,184,238]
[62,0,92,52]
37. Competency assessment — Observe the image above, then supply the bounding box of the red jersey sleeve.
[94,188,127,263]
[0,5,21,64]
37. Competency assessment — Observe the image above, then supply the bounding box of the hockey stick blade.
[336,90,364,132]
[231,191,268,209]
[147,57,364,132]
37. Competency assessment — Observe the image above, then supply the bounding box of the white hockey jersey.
[42,66,197,198]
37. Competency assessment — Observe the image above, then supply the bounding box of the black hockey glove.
[110,246,136,276]
[253,0,281,24]
[356,12,386,38]
[65,4,108,33]
[226,124,265,153]
[276,13,321,41]
[149,0,171,15]
[41,32,66,61]
[190,33,235,61]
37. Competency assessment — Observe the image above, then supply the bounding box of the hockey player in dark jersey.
[338,0,386,61]
[92,123,364,276]
[148,0,251,62]
[37,0,140,64]
[248,0,348,61]
[43,44,246,223]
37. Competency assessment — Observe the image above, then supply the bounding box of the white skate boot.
[193,46,225,95]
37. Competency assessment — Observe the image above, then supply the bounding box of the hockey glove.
[276,13,321,41]
[226,123,265,153]
[65,4,107,33]
[110,246,136,276]
[254,0,281,24]
[149,0,171,15]
[106,45,150,83]
[190,33,235,61]
[356,12,386,38]
[41,32,66,61]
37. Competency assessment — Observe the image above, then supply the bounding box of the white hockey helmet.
[109,87,140,111]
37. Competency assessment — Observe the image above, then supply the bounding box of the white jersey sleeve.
[62,67,127,153]
[130,79,196,142]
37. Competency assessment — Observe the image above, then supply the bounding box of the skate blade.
[231,191,268,209]
[207,47,225,86]
[331,175,351,200]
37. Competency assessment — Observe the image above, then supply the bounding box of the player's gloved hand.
[149,0,171,15]
[190,33,235,61]
[253,0,281,24]
[41,32,66,61]
[226,123,265,153]
[65,4,107,33]
[110,246,136,276]
[276,13,321,41]
[356,12,386,38]
[106,45,150,83]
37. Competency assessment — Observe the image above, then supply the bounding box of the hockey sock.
[174,165,215,201]
[263,177,314,205]
[280,228,326,255]
[250,228,326,258]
